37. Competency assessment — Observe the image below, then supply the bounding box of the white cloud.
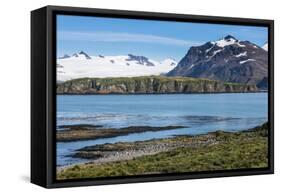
[57,31,202,47]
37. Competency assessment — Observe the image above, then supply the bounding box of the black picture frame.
[31,5,274,188]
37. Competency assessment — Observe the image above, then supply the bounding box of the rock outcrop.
[57,76,258,94]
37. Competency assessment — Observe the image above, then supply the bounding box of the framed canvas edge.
[39,5,274,188]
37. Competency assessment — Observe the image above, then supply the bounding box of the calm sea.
[57,93,268,166]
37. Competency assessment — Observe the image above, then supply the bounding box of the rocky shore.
[57,125,186,142]
[70,131,219,164]
[57,122,268,180]
[57,76,258,94]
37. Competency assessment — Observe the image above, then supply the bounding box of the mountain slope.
[57,52,177,81]
[167,35,268,89]
[262,42,268,51]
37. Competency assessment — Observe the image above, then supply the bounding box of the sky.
[57,15,268,61]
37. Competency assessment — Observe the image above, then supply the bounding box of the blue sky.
[57,15,268,61]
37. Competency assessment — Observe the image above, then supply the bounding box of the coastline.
[57,125,186,142]
[57,76,259,94]
[57,122,268,180]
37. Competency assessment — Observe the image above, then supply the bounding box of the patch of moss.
[57,123,268,180]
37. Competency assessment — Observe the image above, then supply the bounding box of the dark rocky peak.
[223,35,238,41]
[167,35,268,89]
[126,54,155,66]
[78,51,91,59]
[185,35,240,57]
[59,54,70,59]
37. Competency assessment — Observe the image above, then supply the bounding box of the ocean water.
[57,93,268,166]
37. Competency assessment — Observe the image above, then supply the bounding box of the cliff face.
[57,76,258,94]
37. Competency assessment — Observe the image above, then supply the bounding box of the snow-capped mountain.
[57,52,177,81]
[167,35,268,88]
[262,42,268,51]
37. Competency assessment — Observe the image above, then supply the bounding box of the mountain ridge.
[167,35,268,89]
[57,52,177,81]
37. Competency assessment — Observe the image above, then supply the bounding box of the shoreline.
[57,76,259,94]
[57,132,218,171]
[57,122,268,179]
[57,125,186,142]
[69,132,219,164]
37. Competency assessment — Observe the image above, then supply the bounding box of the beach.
[57,122,268,179]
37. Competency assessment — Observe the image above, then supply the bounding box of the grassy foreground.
[57,122,268,180]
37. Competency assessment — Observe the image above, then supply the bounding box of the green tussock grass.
[57,123,268,180]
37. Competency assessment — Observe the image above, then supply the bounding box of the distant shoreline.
[57,125,186,142]
[57,76,259,94]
